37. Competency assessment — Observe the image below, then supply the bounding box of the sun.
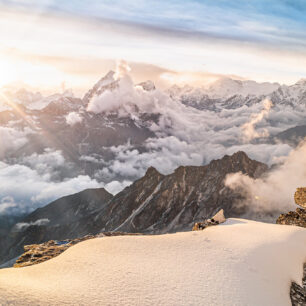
[0,54,68,90]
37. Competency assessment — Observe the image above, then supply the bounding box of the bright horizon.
[0,0,306,94]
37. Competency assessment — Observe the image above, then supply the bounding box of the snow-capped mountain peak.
[83,71,119,106]
[206,77,280,98]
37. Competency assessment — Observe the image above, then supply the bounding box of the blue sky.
[0,0,305,91]
[4,0,306,43]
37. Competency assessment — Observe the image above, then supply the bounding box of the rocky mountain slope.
[0,188,113,265]
[0,151,268,266]
[272,125,306,146]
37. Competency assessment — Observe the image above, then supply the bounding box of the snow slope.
[0,219,305,306]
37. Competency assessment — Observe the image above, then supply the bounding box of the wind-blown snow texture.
[0,219,305,306]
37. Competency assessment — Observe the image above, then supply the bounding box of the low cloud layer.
[66,111,83,126]
[14,218,50,231]
[0,149,131,216]
[225,141,306,220]
[242,99,272,142]
[85,68,304,183]
[1,66,306,218]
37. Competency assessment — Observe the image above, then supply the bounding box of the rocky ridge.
[0,151,268,266]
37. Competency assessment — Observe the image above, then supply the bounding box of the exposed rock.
[276,188,306,305]
[137,80,156,91]
[295,188,306,208]
[0,151,268,265]
[276,187,306,228]
[14,232,140,268]
[276,208,306,228]
[0,188,113,266]
[290,263,306,306]
[192,209,226,231]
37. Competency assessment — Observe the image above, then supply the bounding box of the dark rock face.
[0,188,113,265]
[0,151,268,265]
[88,151,267,234]
[290,263,306,306]
[276,188,306,305]
[273,125,306,147]
[276,208,306,228]
[22,188,113,227]
[276,187,306,228]
[295,188,306,209]
[192,209,226,231]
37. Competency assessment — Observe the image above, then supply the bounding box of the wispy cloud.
[0,0,305,89]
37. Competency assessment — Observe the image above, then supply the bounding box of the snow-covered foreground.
[0,219,305,306]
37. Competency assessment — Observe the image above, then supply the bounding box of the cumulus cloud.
[66,111,83,126]
[242,99,273,142]
[0,148,131,215]
[14,218,50,231]
[83,68,306,184]
[0,196,17,214]
[225,141,306,220]
[104,180,132,195]
[0,159,102,215]
[115,59,131,80]
[0,126,31,157]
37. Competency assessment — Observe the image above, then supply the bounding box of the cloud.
[103,180,132,195]
[2,63,306,218]
[115,59,131,80]
[84,69,306,184]
[0,196,17,214]
[225,141,306,220]
[242,99,273,142]
[0,126,30,157]
[0,148,132,215]
[65,111,83,126]
[14,218,50,231]
[0,158,102,215]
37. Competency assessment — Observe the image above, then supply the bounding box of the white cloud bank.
[0,149,131,216]
[66,111,83,126]
[15,218,50,231]
[242,99,273,142]
[85,67,303,182]
[225,141,306,219]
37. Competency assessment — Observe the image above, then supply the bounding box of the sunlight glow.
[0,57,65,89]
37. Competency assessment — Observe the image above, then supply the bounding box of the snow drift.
[0,219,305,305]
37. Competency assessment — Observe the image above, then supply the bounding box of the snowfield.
[0,219,305,306]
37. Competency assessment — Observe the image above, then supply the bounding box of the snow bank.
[0,219,305,305]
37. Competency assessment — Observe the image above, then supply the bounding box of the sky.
[0,0,306,93]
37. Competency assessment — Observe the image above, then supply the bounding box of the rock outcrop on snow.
[13,232,140,268]
[294,187,306,209]
[276,187,306,228]
[290,263,306,306]
[276,187,306,305]
[192,209,226,231]
[277,208,306,228]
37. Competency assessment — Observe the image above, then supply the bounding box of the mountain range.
[0,71,305,239]
[0,151,269,266]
